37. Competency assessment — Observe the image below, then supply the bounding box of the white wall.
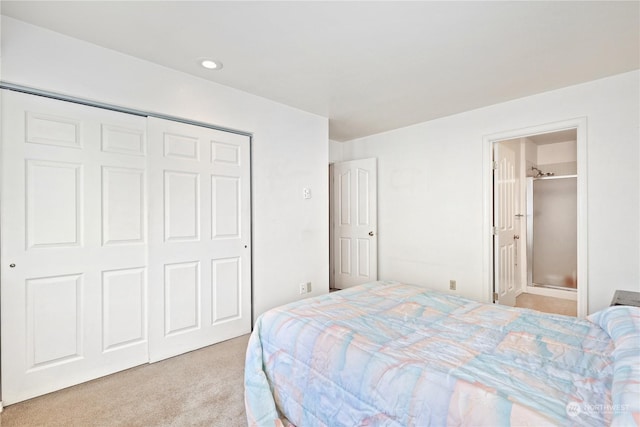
[1,17,329,320]
[525,138,538,171]
[340,70,639,313]
[329,140,344,164]
[538,140,577,165]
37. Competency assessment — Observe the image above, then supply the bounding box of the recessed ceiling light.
[200,59,223,70]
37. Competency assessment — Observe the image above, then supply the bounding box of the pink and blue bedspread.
[245,281,640,426]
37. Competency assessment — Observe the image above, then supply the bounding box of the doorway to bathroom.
[484,119,587,317]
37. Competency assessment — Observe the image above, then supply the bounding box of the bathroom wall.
[537,140,577,176]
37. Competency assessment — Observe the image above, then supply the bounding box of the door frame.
[482,118,588,317]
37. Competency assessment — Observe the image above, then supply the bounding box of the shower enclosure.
[526,175,577,290]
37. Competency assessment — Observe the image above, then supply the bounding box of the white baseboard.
[526,285,577,301]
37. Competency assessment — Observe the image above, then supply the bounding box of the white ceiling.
[2,1,639,141]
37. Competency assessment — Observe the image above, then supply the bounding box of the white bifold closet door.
[147,117,251,362]
[0,91,251,404]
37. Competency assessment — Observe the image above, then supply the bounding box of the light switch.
[303,187,312,199]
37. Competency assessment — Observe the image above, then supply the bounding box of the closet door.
[147,117,251,362]
[1,91,148,404]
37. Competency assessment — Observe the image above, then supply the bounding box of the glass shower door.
[528,176,577,289]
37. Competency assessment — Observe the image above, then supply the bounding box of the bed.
[244,281,639,426]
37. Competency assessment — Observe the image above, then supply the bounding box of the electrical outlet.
[299,282,308,294]
[449,280,457,291]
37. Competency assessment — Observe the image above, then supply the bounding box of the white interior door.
[147,117,251,362]
[494,143,518,306]
[333,158,377,289]
[1,91,148,404]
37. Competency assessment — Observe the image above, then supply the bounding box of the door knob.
[368,231,374,236]
[9,263,15,268]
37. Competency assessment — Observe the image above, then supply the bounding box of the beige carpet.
[515,293,577,317]
[0,334,250,427]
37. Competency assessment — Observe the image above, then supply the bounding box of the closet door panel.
[102,166,145,245]
[26,160,82,248]
[1,90,148,404]
[102,267,146,351]
[148,117,251,362]
[1,90,252,402]
[164,170,200,241]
